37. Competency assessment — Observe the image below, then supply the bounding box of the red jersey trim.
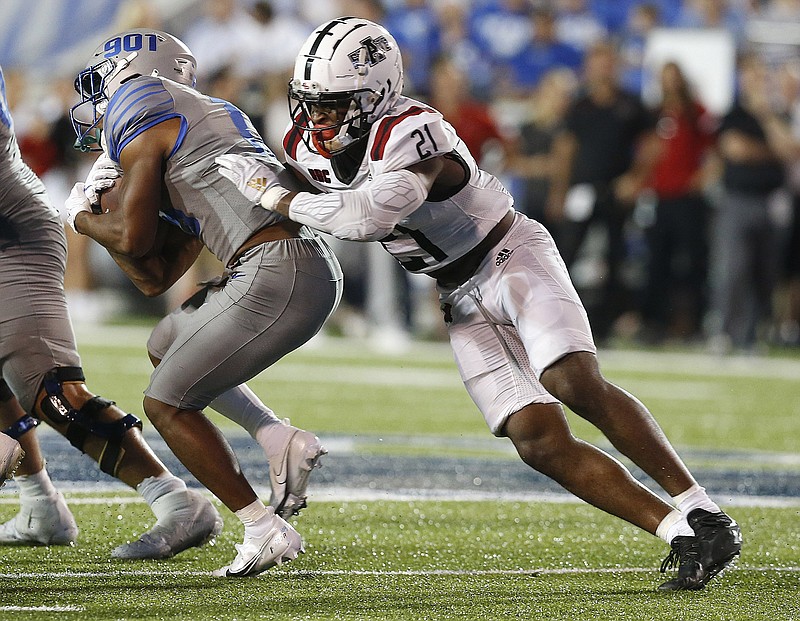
[370,106,429,161]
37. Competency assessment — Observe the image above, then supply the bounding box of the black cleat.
[688,508,742,583]
[658,509,742,591]
[658,535,705,591]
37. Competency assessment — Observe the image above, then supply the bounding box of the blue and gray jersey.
[104,75,284,265]
[0,65,58,241]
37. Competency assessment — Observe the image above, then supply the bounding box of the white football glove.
[215,153,284,205]
[65,182,92,234]
[84,153,123,206]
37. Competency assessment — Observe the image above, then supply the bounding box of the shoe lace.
[660,536,699,573]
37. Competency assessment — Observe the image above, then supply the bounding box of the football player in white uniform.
[217,17,742,590]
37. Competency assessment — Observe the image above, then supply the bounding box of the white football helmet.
[289,17,404,157]
[70,29,197,152]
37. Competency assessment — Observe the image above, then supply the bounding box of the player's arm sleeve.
[286,167,434,241]
[282,109,451,240]
[104,77,185,164]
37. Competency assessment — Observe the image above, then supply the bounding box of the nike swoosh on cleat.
[226,529,289,577]
[271,431,298,486]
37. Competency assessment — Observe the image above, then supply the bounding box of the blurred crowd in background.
[3,0,800,355]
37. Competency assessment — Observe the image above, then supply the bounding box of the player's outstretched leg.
[143,396,304,576]
[23,373,222,558]
[210,386,327,518]
[113,488,223,559]
[0,433,24,489]
[212,505,303,578]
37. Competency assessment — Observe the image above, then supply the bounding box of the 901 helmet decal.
[288,17,404,157]
[70,29,196,152]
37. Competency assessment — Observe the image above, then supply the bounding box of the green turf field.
[1,499,797,620]
[1,326,798,620]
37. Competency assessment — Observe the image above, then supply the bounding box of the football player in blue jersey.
[0,63,223,557]
[66,29,342,577]
[217,17,742,590]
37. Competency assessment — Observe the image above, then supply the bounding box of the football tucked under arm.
[98,184,202,296]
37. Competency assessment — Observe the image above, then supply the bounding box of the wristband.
[260,186,291,212]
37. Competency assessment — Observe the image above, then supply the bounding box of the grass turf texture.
[73,326,800,455]
[1,326,798,619]
[1,499,798,620]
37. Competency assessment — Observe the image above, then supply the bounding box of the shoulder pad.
[369,106,454,171]
[104,76,180,162]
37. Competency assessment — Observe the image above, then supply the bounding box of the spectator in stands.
[548,41,661,342]
[708,53,791,353]
[507,67,578,225]
[555,0,608,52]
[507,7,583,95]
[468,0,534,93]
[776,58,800,346]
[640,61,717,344]
[240,1,310,91]
[181,0,260,89]
[676,0,749,49]
[340,0,385,24]
[428,55,506,171]
[384,0,442,97]
[749,0,800,73]
[618,2,663,94]
[437,1,494,97]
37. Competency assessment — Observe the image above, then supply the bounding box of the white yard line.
[0,606,84,612]
[0,566,797,580]
[2,486,798,507]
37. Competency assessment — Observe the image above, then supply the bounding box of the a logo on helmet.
[348,36,391,69]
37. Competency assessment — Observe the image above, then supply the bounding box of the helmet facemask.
[288,82,377,158]
[70,53,138,152]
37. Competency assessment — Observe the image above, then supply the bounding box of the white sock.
[672,484,721,516]
[235,498,271,528]
[137,473,187,508]
[15,466,57,500]
[656,509,695,544]
[210,384,282,438]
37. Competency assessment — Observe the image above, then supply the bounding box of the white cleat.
[0,434,24,489]
[112,489,223,560]
[0,490,79,546]
[213,507,303,578]
[268,422,327,519]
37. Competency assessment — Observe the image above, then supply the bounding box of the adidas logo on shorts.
[495,248,513,266]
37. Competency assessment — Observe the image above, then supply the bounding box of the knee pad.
[39,367,142,477]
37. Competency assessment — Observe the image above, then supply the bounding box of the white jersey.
[284,95,595,436]
[282,96,514,274]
